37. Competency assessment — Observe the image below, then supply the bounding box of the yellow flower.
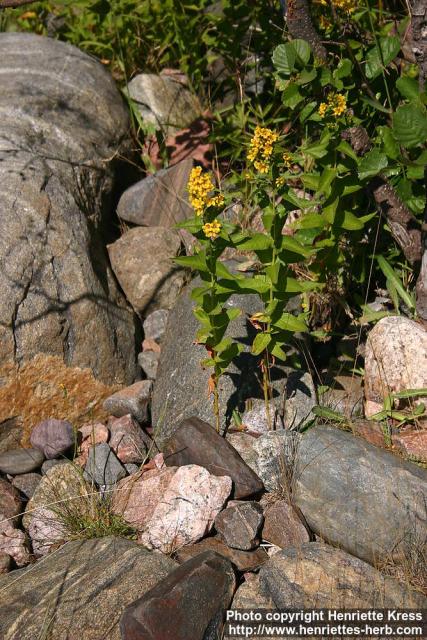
[330,93,347,116]
[318,102,328,118]
[283,152,292,167]
[333,0,355,12]
[203,219,222,240]
[247,126,279,173]
[187,166,215,216]
[318,93,347,118]
[207,194,225,209]
[276,175,286,188]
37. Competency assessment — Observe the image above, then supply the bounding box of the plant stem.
[262,354,272,430]
[213,372,220,433]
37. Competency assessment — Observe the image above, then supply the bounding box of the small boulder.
[103,380,152,423]
[262,500,310,548]
[11,473,42,500]
[74,422,109,466]
[0,537,177,640]
[0,519,29,567]
[364,316,427,415]
[0,552,11,574]
[0,477,22,525]
[393,428,427,463]
[107,227,185,315]
[143,308,169,343]
[108,414,149,464]
[174,536,268,572]
[30,418,74,459]
[162,417,264,499]
[120,550,235,640]
[126,73,201,137]
[41,459,66,475]
[0,447,44,475]
[138,350,159,380]
[23,462,92,556]
[117,159,193,228]
[139,465,232,553]
[215,501,264,551]
[84,443,126,488]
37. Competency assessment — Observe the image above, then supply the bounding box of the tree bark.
[0,0,36,7]
[284,0,328,61]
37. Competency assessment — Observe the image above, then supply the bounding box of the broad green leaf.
[295,69,317,86]
[297,213,327,229]
[334,58,353,79]
[393,103,427,148]
[272,43,296,75]
[302,136,331,159]
[235,276,271,294]
[335,210,375,231]
[270,341,287,361]
[175,218,202,233]
[273,313,307,333]
[312,406,347,423]
[282,83,304,109]
[365,36,400,79]
[291,39,311,65]
[174,253,208,272]
[396,76,420,101]
[378,126,400,160]
[280,236,313,258]
[251,332,271,355]
[234,233,273,251]
[318,167,337,196]
[358,148,388,180]
[336,140,358,163]
[299,101,317,123]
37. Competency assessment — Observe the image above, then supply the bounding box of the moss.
[0,355,118,447]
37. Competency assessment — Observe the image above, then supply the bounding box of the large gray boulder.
[0,536,177,640]
[0,33,136,384]
[151,272,315,447]
[293,426,427,566]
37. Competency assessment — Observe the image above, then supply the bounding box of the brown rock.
[108,414,149,464]
[351,419,387,448]
[262,500,310,549]
[393,428,427,462]
[0,552,11,574]
[0,478,22,525]
[116,159,193,228]
[174,536,268,572]
[162,417,264,499]
[107,227,185,315]
[215,501,264,550]
[103,381,152,423]
[120,550,235,640]
[0,416,23,455]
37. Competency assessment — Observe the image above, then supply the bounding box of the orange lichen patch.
[0,355,118,447]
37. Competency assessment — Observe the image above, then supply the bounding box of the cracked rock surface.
[0,33,136,385]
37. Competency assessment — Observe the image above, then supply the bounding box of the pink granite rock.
[0,519,30,566]
[74,422,109,466]
[139,465,232,553]
[108,414,148,464]
[393,429,427,463]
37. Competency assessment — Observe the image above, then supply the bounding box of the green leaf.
[365,36,400,79]
[358,148,388,180]
[270,341,287,361]
[393,103,427,148]
[318,167,337,196]
[297,213,327,229]
[392,388,427,399]
[334,58,353,79]
[234,233,273,251]
[282,83,304,109]
[235,276,271,294]
[272,43,296,75]
[251,332,271,355]
[291,39,311,65]
[312,405,347,423]
[174,253,208,272]
[377,255,416,311]
[273,313,307,333]
[396,76,420,101]
[302,135,331,159]
[378,126,400,160]
[280,236,313,258]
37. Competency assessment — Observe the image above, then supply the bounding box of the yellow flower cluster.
[318,93,347,118]
[247,126,279,174]
[275,176,286,188]
[283,152,292,167]
[203,219,222,240]
[333,0,355,12]
[187,167,225,216]
[187,166,215,216]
